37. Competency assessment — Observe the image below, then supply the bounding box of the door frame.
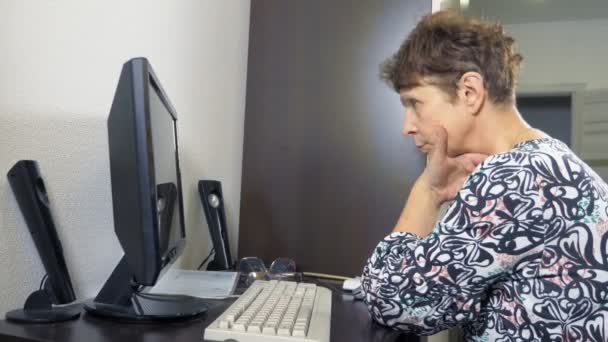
[517,83,586,154]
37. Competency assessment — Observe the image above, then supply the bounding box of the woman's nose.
[402,113,417,136]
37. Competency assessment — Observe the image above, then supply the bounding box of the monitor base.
[84,293,208,322]
[5,290,81,323]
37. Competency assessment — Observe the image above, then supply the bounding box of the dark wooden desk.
[0,280,419,342]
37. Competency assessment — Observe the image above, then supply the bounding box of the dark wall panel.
[518,96,572,146]
[239,0,431,276]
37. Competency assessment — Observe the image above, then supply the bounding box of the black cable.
[305,276,344,293]
[39,274,48,290]
[197,248,215,270]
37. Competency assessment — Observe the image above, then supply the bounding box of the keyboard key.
[280,321,293,328]
[278,326,292,336]
[293,327,307,337]
[262,325,277,335]
[247,323,262,333]
[232,322,246,331]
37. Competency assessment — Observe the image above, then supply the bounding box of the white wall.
[0,0,250,315]
[459,0,608,25]
[505,18,608,90]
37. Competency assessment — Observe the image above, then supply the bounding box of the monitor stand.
[83,256,208,322]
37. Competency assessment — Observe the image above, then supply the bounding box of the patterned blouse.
[362,138,608,341]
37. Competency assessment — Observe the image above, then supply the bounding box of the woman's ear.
[459,72,485,115]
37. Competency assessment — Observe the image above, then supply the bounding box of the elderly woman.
[362,11,608,341]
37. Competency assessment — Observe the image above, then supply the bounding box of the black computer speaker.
[198,180,232,270]
[6,160,76,305]
[5,160,80,323]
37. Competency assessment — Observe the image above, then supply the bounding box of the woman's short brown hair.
[381,11,523,105]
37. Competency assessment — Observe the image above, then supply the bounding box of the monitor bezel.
[131,58,187,280]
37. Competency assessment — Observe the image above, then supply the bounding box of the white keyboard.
[205,280,331,342]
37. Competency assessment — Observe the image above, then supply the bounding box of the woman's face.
[400,83,475,157]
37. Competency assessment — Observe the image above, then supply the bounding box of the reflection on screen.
[148,83,183,258]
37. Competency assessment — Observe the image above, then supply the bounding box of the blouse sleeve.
[361,153,547,335]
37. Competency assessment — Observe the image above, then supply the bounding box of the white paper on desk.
[147,268,238,299]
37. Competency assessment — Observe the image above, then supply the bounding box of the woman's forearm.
[393,175,442,237]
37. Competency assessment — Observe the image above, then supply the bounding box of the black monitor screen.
[148,82,184,259]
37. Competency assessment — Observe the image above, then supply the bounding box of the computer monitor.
[84,57,208,321]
